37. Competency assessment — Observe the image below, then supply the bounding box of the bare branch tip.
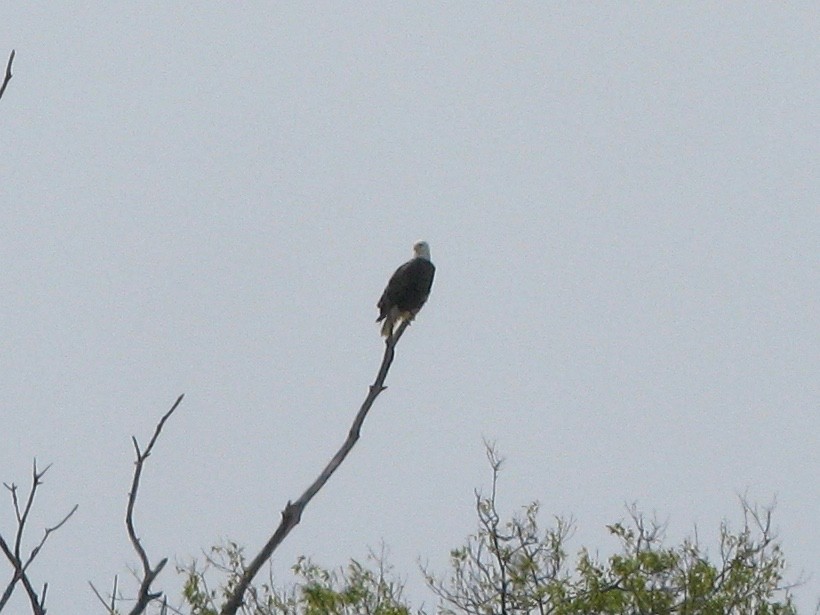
[35,462,53,481]
[1,50,15,101]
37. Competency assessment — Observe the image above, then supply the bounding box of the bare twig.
[0,49,14,101]
[125,394,184,615]
[220,321,413,614]
[24,504,78,573]
[89,575,119,615]
[0,461,77,615]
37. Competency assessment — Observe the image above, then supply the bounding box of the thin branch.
[89,576,118,615]
[23,504,79,571]
[125,394,184,615]
[0,534,19,610]
[0,461,76,615]
[18,573,41,611]
[111,575,119,613]
[38,583,47,612]
[3,483,20,523]
[0,49,14,101]
[220,320,413,615]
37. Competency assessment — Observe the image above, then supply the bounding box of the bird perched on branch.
[377,241,436,338]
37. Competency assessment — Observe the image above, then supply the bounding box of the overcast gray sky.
[2,3,818,613]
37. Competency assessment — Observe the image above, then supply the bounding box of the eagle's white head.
[413,240,431,260]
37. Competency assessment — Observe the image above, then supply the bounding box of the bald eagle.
[377,241,436,338]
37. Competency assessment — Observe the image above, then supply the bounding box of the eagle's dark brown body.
[377,249,435,337]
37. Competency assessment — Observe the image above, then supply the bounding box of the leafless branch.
[88,575,119,615]
[125,394,184,615]
[219,320,412,614]
[0,460,77,615]
[24,505,79,574]
[0,50,15,101]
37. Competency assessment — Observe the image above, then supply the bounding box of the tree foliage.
[180,544,416,615]
[178,446,798,615]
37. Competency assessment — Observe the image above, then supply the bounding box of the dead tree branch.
[0,460,78,615]
[88,575,118,615]
[219,321,412,615]
[125,394,184,615]
[0,50,15,101]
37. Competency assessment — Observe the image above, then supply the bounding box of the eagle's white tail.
[380,317,394,338]
[379,308,417,338]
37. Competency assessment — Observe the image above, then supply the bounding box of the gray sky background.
[1,4,818,613]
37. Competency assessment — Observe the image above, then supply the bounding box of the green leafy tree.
[180,544,417,615]
[178,446,799,615]
[422,446,796,614]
